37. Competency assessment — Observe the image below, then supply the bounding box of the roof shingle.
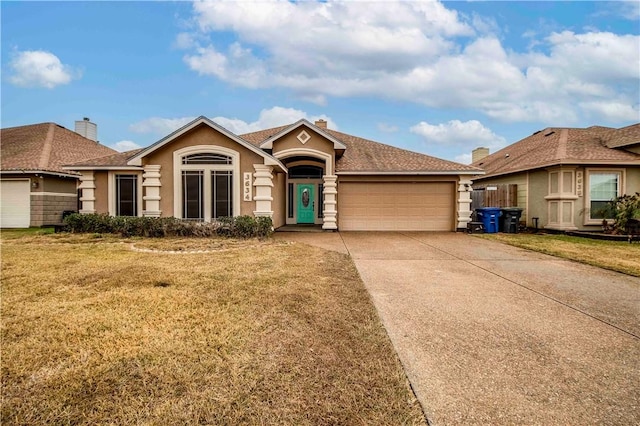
[64,120,480,173]
[241,125,479,173]
[1,122,117,175]
[473,124,640,178]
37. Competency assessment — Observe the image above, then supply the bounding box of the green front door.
[296,184,315,224]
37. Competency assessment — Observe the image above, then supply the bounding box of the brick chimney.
[314,119,327,129]
[472,147,490,163]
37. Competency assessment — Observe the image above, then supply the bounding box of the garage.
[338,181,455,231]
[1,179,31,228]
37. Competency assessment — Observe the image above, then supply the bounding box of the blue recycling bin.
[476,207,502,233]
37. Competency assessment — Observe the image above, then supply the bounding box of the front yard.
[1,231,425,425]
[479,233,640,277]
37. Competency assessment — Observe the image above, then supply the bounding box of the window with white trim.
[587,171,621,220]
[176,149,237,221]
[115,174,138,216]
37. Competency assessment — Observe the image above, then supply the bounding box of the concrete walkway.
[276,231,640,425]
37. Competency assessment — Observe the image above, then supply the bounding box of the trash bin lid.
[501,207,523,212]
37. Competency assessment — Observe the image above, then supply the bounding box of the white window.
[174,146,239,221]
[587,170,622,220]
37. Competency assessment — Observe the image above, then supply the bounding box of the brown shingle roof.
[62,121,480,173]
[325,130,479,173]
[604,123,640,149]
[68,149,144,167]
[241,125,479,173]
[240,125,290,147]
[473,125,640,179]
[1,122,117,175]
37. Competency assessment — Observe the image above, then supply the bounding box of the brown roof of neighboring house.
[473,124,640,179]
[604,123,640,149]
[241,125,479,173]
[1,122,117,175]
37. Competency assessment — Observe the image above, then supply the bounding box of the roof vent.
[533,130,542,135]
[544,131,555,137]
[505,153,510,158]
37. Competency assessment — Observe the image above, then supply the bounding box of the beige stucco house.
[65,116,481,231]
[471,123,640,231]
[0,120,117,227]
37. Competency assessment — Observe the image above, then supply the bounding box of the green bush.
[600,192,640,234]
[62,214,273,239]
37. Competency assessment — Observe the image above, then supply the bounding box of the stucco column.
[142,165,162,217]
[457,176,473,231]
[322,175,338,230]
[253,164,273,218]
[78,171,96,214]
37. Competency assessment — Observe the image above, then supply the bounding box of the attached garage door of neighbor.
[338,181,455,231]
[1,180,31,228]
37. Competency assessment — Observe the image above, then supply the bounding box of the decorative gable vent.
[297,130,311,144]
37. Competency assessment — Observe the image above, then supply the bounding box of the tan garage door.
[338,182,455,231]
[1,180,31,228]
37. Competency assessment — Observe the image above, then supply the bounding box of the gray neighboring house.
[1,120,117,227]
[471,123,640,231]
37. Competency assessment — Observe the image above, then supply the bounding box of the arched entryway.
[274,148,337,230]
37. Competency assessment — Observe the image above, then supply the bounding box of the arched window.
[174,146,239,221]
[182,153,232,165]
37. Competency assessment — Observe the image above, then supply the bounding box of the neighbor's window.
[589,172,620,219]
[115,175,137,216]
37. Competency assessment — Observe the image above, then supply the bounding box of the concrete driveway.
[276,231,640,425]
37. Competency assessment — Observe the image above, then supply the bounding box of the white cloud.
[377,123,399,133]
[410,119,507,148]
[112,140,142,152]
[619,0,640,20]
[579,101,640,123]
[129,116,195,134]
[180,0,640,125]
[454,153,472,165]
[410,119,506,165]
[128,107,337,137]
[212,107,338,134]
[9,50,79,89]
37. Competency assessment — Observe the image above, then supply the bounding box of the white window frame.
[173,145,240,220]
[108,171,143,217]
[584,168,624,225]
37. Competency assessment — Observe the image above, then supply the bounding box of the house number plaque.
[576,171,583,197]
[244,172,252,201]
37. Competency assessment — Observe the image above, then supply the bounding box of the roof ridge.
[554,128,568,160]
[38,123,56,169]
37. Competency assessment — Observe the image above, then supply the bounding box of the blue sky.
[2,1,639,164]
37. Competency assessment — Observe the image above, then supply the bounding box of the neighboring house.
[471,123,640,231]
[1,120,117,228]
[65,116,481,231]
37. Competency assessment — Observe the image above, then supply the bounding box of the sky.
[1,1,639,164]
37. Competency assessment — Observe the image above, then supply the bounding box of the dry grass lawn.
[1,231,425,425]
[479,233,640,277]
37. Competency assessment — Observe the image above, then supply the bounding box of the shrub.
[63,214,273,239]
[600,192,640,234]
